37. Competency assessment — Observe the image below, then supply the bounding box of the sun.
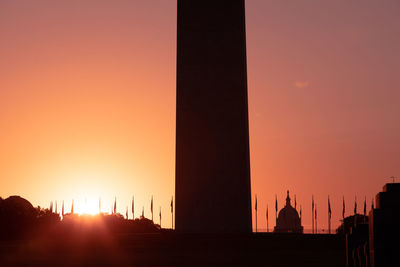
[76,198,100,215]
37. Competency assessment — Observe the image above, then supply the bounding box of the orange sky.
[1,0,399,231]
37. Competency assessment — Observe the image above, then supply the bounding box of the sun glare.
[76,199,100,215]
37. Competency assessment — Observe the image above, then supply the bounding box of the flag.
[255,195,257,211]
[275,195,278,214]
[328,196,331,219]
[62,200,64,216]
[171,196,174,229]
[151,196,154,221]
[266,204,269,232]
[354,197,357,215]
[132,196,135,219]
[71,200,74,214]
[363,197,367,217]
[342,196,345,219]
[114,197,117,214]
[159,207,162,226]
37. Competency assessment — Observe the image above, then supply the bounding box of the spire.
[286,190,291,206]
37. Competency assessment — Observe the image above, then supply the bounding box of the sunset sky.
[1,0,399,231]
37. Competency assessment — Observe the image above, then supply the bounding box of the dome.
[274,191,303,233]
[0,196,36,219]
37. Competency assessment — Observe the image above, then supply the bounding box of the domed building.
[0,196,36,217]
[274,191,303,233]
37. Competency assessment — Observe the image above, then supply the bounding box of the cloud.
[294,81,310,89]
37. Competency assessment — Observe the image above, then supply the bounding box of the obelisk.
[175,0,252,233]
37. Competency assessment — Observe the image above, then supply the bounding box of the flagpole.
[312,195,314,234]
[171,196,174,230]
[159,206,162,228]
[315,203,317,234]
[329,211,331,234]
[342,196,345,221]
[266,205,269,233]
[275,194,278,225]
[151,196,153,222]
[255,194,258,233]
[328,196,331,234]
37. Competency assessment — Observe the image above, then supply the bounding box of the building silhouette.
[274,191,303,233]
[369,183,400,267]
[175,0,252,233]
[341,214,369,267]
[339,183,400,267]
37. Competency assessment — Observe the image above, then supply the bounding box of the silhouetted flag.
[71,200,74,214]
[114,197,117,214]
[150,196,153,221]
[328,196,331,219]
[126,206,128,219]
[171,196,174,229]
[275,194,278,220]
[312,195,315,233]
[342,196,345,219]
[159,207,162,227]
[132,196,135,219]
[62,200,64,217]
[315,204,317,233]
[363,197,367,217]
[266,204,269,232]
[354,196,357,215]
[255,194,258,232]
[328,196,332,234]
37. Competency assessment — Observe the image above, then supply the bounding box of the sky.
[0,0,399,231]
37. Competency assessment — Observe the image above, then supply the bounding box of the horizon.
[1,0,399,231]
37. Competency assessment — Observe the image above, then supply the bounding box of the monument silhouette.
[175,0,252,233]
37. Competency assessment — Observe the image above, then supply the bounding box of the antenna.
[389,176,398,183]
